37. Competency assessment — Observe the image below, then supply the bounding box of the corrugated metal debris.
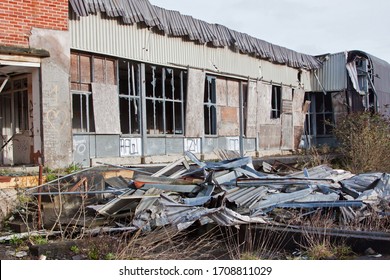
[69,0,321,70]
[24,152,390,234]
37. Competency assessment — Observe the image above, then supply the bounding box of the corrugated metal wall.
[311,52,347,92]
[69,12,302,86]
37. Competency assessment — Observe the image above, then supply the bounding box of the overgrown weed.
[332,112,390,173]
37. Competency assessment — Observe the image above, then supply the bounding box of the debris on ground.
[7,151,388,237]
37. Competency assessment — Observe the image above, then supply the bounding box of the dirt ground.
[1,231,389,261]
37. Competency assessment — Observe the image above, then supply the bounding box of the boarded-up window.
[92,83,121,134]
[70,52,117,133]
[93,57,116,85]
[70,53,91,91]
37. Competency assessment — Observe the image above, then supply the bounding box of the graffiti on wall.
[184,138,201,154]
[120,138,141,156]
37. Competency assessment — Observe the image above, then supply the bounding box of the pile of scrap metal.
[22,152,390,235]
[60,152,389,233]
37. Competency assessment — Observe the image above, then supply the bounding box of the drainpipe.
[140,64,147,164]
[239,81,245,157]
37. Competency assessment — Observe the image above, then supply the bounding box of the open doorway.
[0,66,40,166]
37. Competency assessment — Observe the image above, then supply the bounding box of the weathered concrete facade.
[29,29,73,168]
[0,0,70,168]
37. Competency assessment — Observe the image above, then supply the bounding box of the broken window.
[204,76,217,135]
[145,65,187,135]
[306,92,334,136]
[0,76,29,133]
[271,85,281,119]
[70,52,116,133]
[119,60,141,134]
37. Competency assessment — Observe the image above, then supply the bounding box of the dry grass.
[297,145,333,169]
[115,226,224,260]
[221,224,290,260]
[296,210,355,260]
[332,112,390,173]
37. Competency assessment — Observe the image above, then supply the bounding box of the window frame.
[204,75,217,136]
[145,65,187,136]
[118,60,142,135]
[0,75,30,134]
[70,51,117,133]
[271,85,282,119]
[306,92,334,136]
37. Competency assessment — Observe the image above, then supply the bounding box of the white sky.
[148,0,390,63]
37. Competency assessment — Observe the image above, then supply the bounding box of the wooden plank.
[91,83,121,134]
[246,81,258,137]
[281,113,293,150]
[185,68,205,137]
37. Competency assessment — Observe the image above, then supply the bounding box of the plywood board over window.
[219,106,239,136]
[92,83,121,134]
[292,88,306,149]
[245,81,258,138]
[281,86,293,150]
[185,69,205,137]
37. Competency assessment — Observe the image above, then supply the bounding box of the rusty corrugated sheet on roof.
[69,0,322,70]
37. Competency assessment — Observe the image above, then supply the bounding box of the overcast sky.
[148,0,390,63]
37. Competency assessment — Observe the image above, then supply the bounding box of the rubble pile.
[22,152,390,234]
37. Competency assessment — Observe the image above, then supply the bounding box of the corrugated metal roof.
[69,0,321,70]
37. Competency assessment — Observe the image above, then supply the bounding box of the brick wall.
[0,0,68,48]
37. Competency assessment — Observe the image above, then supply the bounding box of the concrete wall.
[29,28,73,168]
